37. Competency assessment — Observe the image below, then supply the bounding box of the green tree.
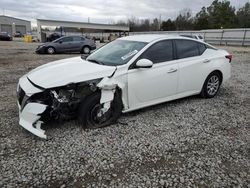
[207,0,237,29]
[194,7,209,29]
[161,19,176,31]
[175,9,194,30]
[151,18,160,31]
[237,2,250,28]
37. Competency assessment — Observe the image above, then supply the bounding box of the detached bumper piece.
[18,102,47,139]
[17,77,48,139]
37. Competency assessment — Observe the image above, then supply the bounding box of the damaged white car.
[17,34,232,138]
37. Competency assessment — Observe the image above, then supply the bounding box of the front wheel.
[78,91,122,129]
[46,47,55,54]
[200,72,222,98]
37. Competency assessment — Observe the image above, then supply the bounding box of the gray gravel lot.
[0,41,249,187]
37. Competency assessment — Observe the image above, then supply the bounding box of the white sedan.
[17,34,232,138]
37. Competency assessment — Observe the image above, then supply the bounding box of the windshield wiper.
[87,59,104,65]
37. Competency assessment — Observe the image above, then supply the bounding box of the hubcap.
[83,47,90,54]
[207,75,220,96]
[48,48,54,54]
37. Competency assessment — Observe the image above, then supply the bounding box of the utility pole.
[159,14,162,31]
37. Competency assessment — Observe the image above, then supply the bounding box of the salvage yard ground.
[0,41,249,187]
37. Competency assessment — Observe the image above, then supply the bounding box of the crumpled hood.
[27,56,116,88]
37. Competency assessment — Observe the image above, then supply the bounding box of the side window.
[61,37,73,42]
[72,36,81,41]
[198,43,206,55]
[175,39,200,59]
[139,40,174,63]
[72,36,85,41]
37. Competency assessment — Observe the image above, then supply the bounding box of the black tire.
[81,46,91,54]
[78,91,122,129]
[46,46,56,54]
[200,71,222,98]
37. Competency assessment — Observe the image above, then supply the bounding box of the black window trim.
[129,39,175,70]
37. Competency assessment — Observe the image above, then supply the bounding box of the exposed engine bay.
[45,80,100,121]
[17,77,118,139]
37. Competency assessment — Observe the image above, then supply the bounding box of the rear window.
[175,39,200,59]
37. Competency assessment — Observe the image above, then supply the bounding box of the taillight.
[225,54,232,63]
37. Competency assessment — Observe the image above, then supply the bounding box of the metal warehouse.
[0,15,31,34]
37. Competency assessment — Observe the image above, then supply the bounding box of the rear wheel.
[78,91,122,129]
[81,46,91,54]
[46,47,55,54]
[201,72,222,98]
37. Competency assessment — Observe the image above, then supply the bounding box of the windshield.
[86,40,147,66]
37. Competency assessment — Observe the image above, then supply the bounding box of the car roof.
[119,34,187,43]
[63,35,84,37]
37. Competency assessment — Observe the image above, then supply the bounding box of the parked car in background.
[0,32,13,41]
[46,33,63,42]
[18,34,231,138]
[36,36,96,54]
[180,34,204,41]
[14,31,23,37]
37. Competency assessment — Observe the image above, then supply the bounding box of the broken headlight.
[51,89,75,103]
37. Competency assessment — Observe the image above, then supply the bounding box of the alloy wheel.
[207,75,220,96]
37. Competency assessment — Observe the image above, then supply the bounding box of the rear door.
[71,36,85,52]
[174,39,211,95]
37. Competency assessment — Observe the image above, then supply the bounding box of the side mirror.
[59,41,63,44]
[136,59,153,68]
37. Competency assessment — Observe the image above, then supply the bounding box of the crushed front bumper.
[35,46,46,54]
[18,102,47,139]
[17,76,48,139]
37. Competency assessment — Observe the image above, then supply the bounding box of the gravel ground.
[0,41,249,187]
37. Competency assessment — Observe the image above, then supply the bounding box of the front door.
[127,40,179,110]
[56,36,73,52]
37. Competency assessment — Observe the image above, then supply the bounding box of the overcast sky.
[0,0,249,26]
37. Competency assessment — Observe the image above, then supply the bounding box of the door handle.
[167,68,177,73]
[203,59,210,63]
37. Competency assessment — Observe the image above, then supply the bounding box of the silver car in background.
[36,35,96,54]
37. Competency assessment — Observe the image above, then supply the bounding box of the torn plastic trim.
[97,76,128,110]
[97,77,116,112]
[18,102,47,139]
